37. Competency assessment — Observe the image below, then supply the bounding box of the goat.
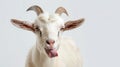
[11,5,84,67]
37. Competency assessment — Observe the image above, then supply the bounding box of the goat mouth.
[45,48,58,58]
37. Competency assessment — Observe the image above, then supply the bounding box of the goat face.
[34,13,64,58]
[11,5,84,58]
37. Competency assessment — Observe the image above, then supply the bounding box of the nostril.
[46,40,55,45]
[46,40,50,44]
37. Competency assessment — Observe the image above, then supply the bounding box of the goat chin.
[25,37,83,67]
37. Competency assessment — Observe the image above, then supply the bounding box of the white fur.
[34,13,65,50]
[12,12,83,67]
[25,37,83,67]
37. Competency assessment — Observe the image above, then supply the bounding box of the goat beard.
[45,48,58,58]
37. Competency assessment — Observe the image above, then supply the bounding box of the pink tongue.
[48,49,58,58]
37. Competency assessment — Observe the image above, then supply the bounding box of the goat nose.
[46,39,55,45]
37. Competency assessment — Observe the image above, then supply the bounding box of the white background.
[0,0,120,67]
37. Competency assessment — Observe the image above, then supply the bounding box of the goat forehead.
[43,23,60,33]
[47,24,59,31]
[35,12,64,30]
[37,12,64,24]
[38,12,58,19]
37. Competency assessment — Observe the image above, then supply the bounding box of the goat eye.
[60,27,64,31]
[35,27,42,36]
[35,27,40,31]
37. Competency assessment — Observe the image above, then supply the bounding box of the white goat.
[11,5,84,67]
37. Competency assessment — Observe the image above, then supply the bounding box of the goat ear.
[11,19,35,32]
[61,18,84,31]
